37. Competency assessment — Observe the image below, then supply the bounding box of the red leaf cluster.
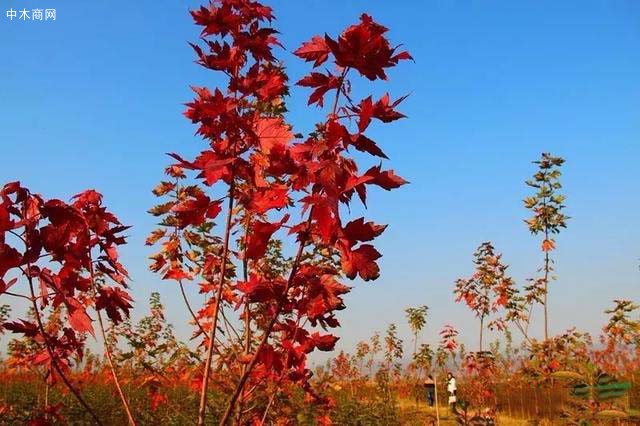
[1,182,132,373]
[294,14,412,81]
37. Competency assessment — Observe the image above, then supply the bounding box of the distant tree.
[454,242,514,351]
[368,332,382,378]
[413,343,434,375]
[355,341,371,376]
[437,324,459,367]
[597,299,640,374]
[405,305,429,356]
[112,292,195,415]
[524,153,568,340]
[603,300,640,346]
[384,323,404,375]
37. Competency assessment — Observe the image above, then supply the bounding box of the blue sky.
[1,0,639,359]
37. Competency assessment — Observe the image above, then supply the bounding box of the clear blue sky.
[1,0,639,358]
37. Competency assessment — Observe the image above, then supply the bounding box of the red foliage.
[0,182,131,379]
[146,0,410,421]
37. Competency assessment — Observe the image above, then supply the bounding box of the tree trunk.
[479,315,485,352]
[434,371,440,426]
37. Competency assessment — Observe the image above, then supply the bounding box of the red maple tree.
[0,182,134,425]
[147,1,411,423]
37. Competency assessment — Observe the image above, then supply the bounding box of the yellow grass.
[397,398,532,425]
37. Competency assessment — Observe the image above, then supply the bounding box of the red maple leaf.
[95,286,133,324]
[249,184,289,213]
[0,243,22,278]
[348,133,388,159]
[542,238,555,252]
[296,72,340,107]
[237,274,286,303]
[254,117,293,154]
[338,242,382,281]
[365,164,408,190]
[310,332,339,352]
[294,35,331,67]
[342,218,387,243]
[3,320,39,337]
[172,192,221,228]
[163,267,192,281]
[324,14,412,81]
[68,307,94,337]
[245,215,289,260]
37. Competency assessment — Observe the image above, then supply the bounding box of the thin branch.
[2,291,33,301]
[197,173,237,426]
[219,214,312,424]
[26,271,104,426]
[89,264,137,426]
